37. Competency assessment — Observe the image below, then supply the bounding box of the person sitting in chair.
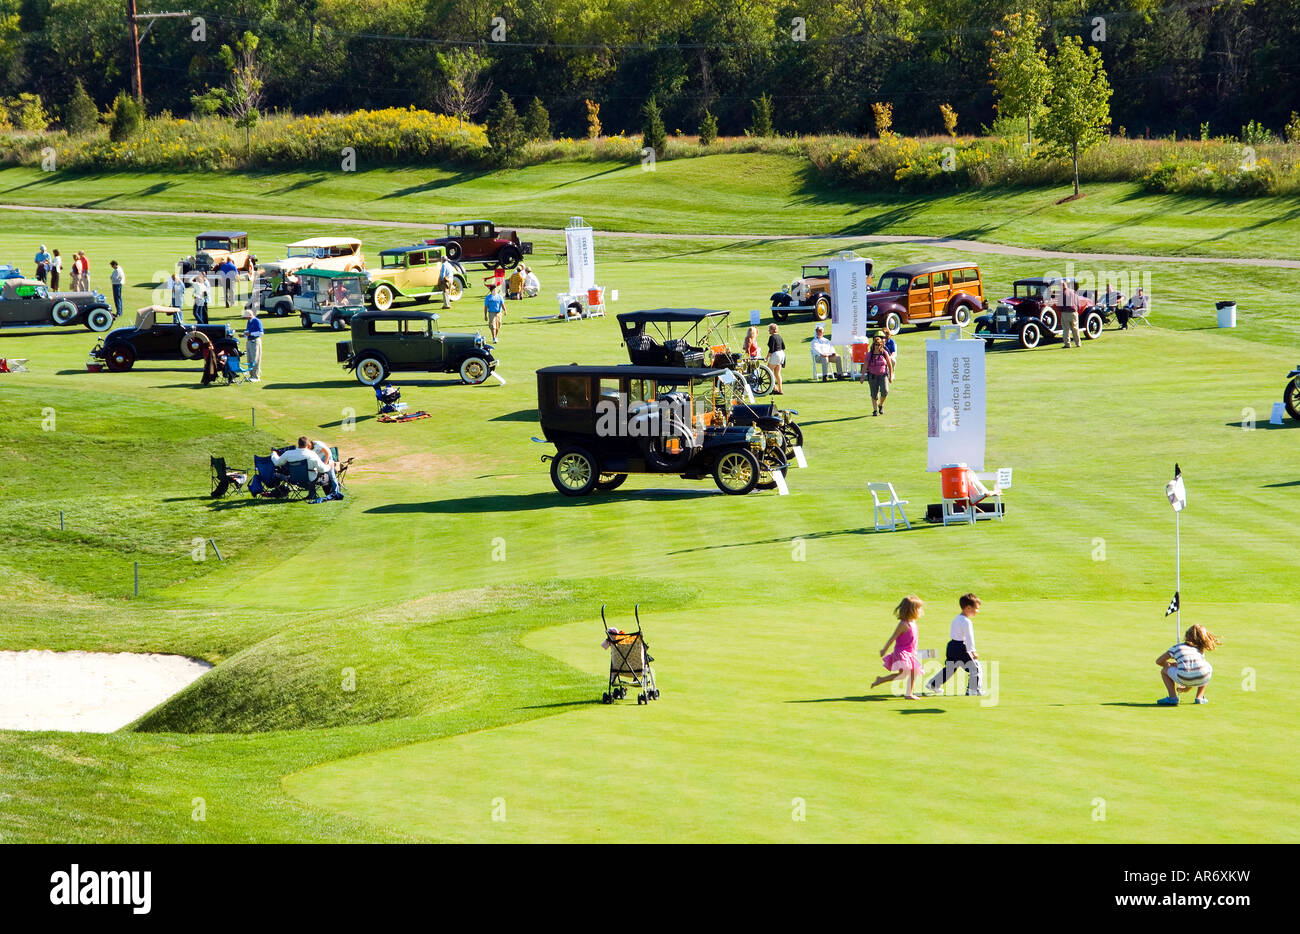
[306,436,341,495]
[271,436,329,488]
[1115,288,1148,330]
[811,324,845,381]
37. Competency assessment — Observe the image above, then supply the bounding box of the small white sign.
[1271,402,1286,425]
[718,369,737,384]
[772,471,789,495]
[491,371,507,385]
[610,289,618,301]
[792,445,807,469]
[749,309,761,327]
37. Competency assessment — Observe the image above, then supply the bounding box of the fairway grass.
[0,186,1297,842]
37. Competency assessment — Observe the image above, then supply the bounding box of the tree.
[524,96,550,141]
[940,102,958,136]
[108,90,142,142]
[642,95,666,157]
[749,93,773,137]
[871,101,893,136]
[698,110,717,145]
[989,11,1051,148]
[1040,36,1113,197]
[191,32,265,154]
[486,91,524,165]
[5,92,47,130]
[584,99,601,139]
[433,48,492,130]
[64,78,97,133]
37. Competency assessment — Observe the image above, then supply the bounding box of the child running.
[872,595,925,699]
[1156,624,1222,705]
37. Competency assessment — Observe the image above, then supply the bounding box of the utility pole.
[127,6,191,105]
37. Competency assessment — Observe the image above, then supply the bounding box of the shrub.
[584,99,601,139]
[698,110,717,145]
[750,94,773,137]
[642,95,666,158]
[109,92,143,142]
[64,80,97,134]
[871,101,893,137]
[939,103,958,136]
[1240,120,1274,146]
[1284,112,1300,145]
[6,93,49,132]
[524,97,550,141]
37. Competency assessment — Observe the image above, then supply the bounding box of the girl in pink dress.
[872,595,925,699]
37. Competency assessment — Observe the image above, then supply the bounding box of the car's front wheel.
[952,304,973,327]
[713,448,760,495]
[51,300,78,325]
[551,447,598,496]
[498,245,522,268]
[1019,320,1043,349]
[748,362,774,396]
[354,354,388,386]
[1040,308,1058,332]
[1083,312,1104,340]
[883,311,902,333]
[757,448,789,491]
[104,345,135,372]
[444,241,462,261]
[85,308,114,332]
[814,296,831,321]
[370,283,395,311]
[1285,377,1300,420]
[444,278,463,301]
[459,355,490,385]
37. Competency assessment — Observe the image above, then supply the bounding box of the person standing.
[191,273,210,325]
[217,258,238,307]
[242,308,263,382]
[109,261,125,318]
[1058,282,1081,349]
[483,286,505,341]
[924,593,984,696]
[79,251,91,291]
[69,252,83,291]
[436,253,457,309]
[49,249,62,290]
[169,273,186,324]
[34,245,50,283]
[865,334,894,415]
[766,323,786,394]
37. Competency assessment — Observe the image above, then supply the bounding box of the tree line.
[1,0,1297,142]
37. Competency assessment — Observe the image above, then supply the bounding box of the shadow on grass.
[320,414,375,428]
[519,698,603,710]
[366,489,717,514]
[898,707,946,714]
[1101,701,1170,708]
[1263,479,1300,487]
[787,695,893,703]
[491,408,539,422]
[667,523,940,554]
[1221,420,1298,431]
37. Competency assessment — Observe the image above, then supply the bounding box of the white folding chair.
[974,473,1004,522]
[1132,300,1153,326]
[868,482,911,531]
[941,495,976,526]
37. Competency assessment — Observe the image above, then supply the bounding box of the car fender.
[868,299,906,321]
[946,290,980,313]
[349,348,387,370]
[770,292,792,306]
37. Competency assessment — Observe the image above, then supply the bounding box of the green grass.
[0,178,1296,842]
[3,155,1300,259]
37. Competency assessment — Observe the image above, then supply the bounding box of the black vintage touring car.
[91,307,241,371]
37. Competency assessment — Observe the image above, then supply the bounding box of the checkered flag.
[1165,591,1180,617]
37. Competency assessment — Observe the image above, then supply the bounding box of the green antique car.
[337,309,496,385]
[294,268,367,330]
[366,244,467,311]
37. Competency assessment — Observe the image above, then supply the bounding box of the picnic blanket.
[378,410,431,423]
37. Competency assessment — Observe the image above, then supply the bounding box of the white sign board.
[566,224,595,295]
[828,257,870,345]
[926,336,986,472]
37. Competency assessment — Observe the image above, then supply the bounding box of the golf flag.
[1165,464,1187,512]
[1165,591,1180,617]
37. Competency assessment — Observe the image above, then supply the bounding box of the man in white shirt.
[271,436,327,481]
[924,593,985,696]
[522,266,540,298]
[190,274,210,324]
[810,324,845,381]
[436,255,457,308]
[168,274,186,324]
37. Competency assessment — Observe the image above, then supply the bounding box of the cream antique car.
[260,237,365,279]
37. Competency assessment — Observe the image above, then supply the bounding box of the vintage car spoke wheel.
[952,304,973,327]
[354,355,388,386]
[713,448,760,495]
[883,311,902,333]
[180,333,207,358]
[595,472,628,492]
[444,241,462,261]
[757,448,788,490]
[50,300,78,325]
[371,284,395,311]
[1019,320,1043,349]
[782,422,804,451]
[443,278,463,302]
[459,355,490,385]
[1039,308,1058,332]
[105,345,135,372]
[749,363,774,396]
[551,448,597,496]
[1285,377,1300,420]
[85,308,113,332]
[814,296,831,321]
[1083,313,1104,340]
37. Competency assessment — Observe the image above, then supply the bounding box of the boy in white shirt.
[925,593,985,696]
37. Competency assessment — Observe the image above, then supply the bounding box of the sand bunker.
[0,650,212,733]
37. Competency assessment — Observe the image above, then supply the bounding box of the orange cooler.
[940,464,970,499]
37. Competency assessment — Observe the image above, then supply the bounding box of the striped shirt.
[1168,643,1212,682]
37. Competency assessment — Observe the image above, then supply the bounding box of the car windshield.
[1015,283,1046,299]
[876,274,909,292]
[288,246,327,258]
[197,239,231,252]
[313,278,364,305]
[802,266,828,279]
[380,254,406,269]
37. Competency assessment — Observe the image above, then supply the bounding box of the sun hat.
[242,308,255,318]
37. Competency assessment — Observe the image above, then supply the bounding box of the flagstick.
[1175,507,1181,642]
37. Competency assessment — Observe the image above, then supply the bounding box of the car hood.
[262,257,316,274]
[866,289,905,304]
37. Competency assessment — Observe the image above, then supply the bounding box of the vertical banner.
[828,254,870,345]
[566,219,595,295]
[926,335,987,471]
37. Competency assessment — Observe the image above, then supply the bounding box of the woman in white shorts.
[766,323,786,394]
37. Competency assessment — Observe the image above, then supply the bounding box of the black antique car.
[337,309,496,385]
[973,278,1104,349]
[0,277,116,332]
[535,364,787,496]
[91,307,241,371]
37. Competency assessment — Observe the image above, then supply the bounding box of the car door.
[405,251,434,291]
[419,319,447,370]
[908,275,931,320]
[930,270,951,318]
[0,284,17,324]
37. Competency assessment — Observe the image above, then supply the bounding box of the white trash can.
[1215,301,1236,328]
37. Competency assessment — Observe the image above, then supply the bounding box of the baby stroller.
[375,383,406,414]
[600,604,659,705]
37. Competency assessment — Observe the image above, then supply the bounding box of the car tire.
[883,311,902,333]
[444,278,463,301]
[1019,320,1043,349]
[498,245,522,268]
[270,299,293,317]
[51,300,78,325]
[330,315,346,331]
[595,472,628,492]
[1285,377,1300,421]
[551,447,598,496]
[782,422,804,450]
[354,354,388,386]
[952,304,973,327]
[443,241,462,261]
[1083,312,1104,340]
[1040,308,1058,332]
[757,448,789,490]
[85,307,114,332]
[771,306,788,322]
[459,355,490,385]
[713,448,760,495]
[104,345,135,372]
[814,296,831,321]
[180,332,207,358]
[749,362,775,396]
[300,314,313,328]
[371,283,395,311]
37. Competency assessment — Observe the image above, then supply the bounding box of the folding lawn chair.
[868,481,911,531]
[249,455,288,498]
[330,446,355,488]
[600,604,659,706]
[284,460,319,501]
[216,353,248,385]
[209,455,248,498]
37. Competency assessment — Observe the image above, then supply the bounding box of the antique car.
[863,262,986,332]
[337,309,495,385]
[770,259,875,322]
[366,244,467,311]
[293,269,367,330]
[1285,364,1300,420]
[91,307,241,371]
[178,231,256,276]
[259,237,365,279]
[0,277,116,332]
[973,291,1105,350]
[424,220,533,268]
[987,277,1094,333]
[535,364,788,496]
[618,307,775,394]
